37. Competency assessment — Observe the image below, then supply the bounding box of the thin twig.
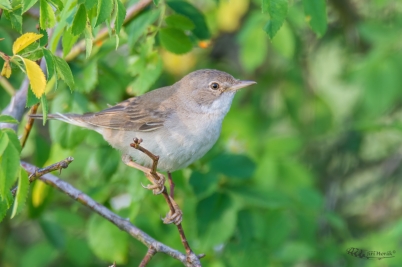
[11,157,74,196]
[168,172,175,198]
[0,75,16,96]
[20,161,193,266]
[129,139,200,265]
[65,0,153,62]
[20,103,39,148]
[139,247,157,267]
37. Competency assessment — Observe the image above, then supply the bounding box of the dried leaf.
[1,61,12,78]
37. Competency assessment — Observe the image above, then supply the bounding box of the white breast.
[102,92,235,172]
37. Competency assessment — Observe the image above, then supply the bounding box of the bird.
[31,69,256,224]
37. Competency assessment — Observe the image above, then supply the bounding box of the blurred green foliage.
[1,0,402,266]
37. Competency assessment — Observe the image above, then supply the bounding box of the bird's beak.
[227,80,257,92]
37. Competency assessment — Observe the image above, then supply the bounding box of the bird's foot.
[142,171,166,195]
[162,196,183,225]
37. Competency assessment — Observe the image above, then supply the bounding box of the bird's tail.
[30,113,88,128]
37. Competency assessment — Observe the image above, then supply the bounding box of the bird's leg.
[125,138,183,225]
[121,155,165,195]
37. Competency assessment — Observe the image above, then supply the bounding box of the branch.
[11,157,74,196]
[139,247,157,267]
[20,103,39,148]
[20,161,194,266]
[64,0,153,62]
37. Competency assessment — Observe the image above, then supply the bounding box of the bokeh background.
[1,0,402,266]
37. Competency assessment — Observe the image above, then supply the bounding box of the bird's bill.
[227,80,257,92]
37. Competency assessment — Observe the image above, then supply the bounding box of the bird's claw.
[161,197,183,225]
[143,172,165,195]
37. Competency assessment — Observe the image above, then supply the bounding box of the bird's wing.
[80,97,169,132]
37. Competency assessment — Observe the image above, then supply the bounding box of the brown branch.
[20,161,193,266]
[168,172,175,198]
[11,157,74,196]
[20,103,39,148]
[64,0,153,62]
[129,139,201,266]
[139,247,157,267]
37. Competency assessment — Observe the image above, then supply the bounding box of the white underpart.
[101,92,236,171]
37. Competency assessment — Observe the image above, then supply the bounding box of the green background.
[1,0,402,266]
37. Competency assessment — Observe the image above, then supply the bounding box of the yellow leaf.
[32,180,49,207]
[12,33,43,55]
[1,61,12,78]
[22,58,47,98]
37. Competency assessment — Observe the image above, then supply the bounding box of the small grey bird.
[32,69,256,173]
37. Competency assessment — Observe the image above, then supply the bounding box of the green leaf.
[11,168,29,218]
[26,86,41,107]
[0,0,12,10]
[262,0,288,39]
[39,28,49,46]
[40,0,56,29]
[54,56,75,90]
[4,8,23,33]
[96,0,113,27]
[72,4,87,36]
[167,1,210,40]
[210,154,256,179]
[159,27,193,54]
[0,191,13,222]
[303,0,327,37]
[84,24,93,58]
[114,0,126,34]
[43,49,56,81]
[0,129,21,199]
[165,14,195,30]
[0,132,8,156]
[62,28,80,57]
[197,193,238,249]
[47,0,63,11]
[85,0,97,10]
[127,10,160,48]
[153,0,160,6]
[41,95,48,125]
[87,215,129,264]
[22,0,38,13]
[0,115,18,124]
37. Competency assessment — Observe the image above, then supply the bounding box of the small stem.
[11,157,74,197]
[139,247,157,267]
[20,103,39,148]
[0,76,16,96]
[168,172,175,198]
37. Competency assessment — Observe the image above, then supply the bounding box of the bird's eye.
[210,82,220,90]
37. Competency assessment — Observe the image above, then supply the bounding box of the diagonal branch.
[20,161,192,266]
[11,157,74,196]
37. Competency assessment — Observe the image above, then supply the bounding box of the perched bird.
[32,69,255,172]
[31,69,256,224]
